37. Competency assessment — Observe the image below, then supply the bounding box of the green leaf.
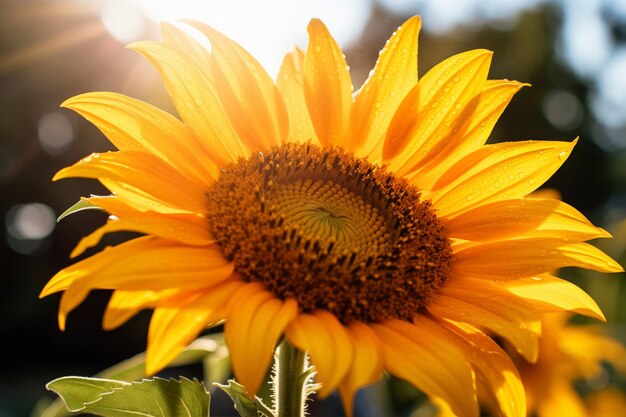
[57,198,102,222]
[51,377,210,417]
[46,377,129,412]
[216,380,260,417]
[87,377,210,417]
[35,335,227,417]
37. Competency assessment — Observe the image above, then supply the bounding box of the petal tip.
[58,310,67,331]
[40,279,61,298]
[407,15,422,24]
[59,97,76,109]
[145,349,167,377]
[307,18,328,34]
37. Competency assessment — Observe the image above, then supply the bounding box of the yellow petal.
[160,22,211,69]
[528,187,562,200]
[303,19,352,148]
[411,80,527,190]
[373,319,478,417]
[82,195,138,217]
[385,49,492,174]
[147,281,244,375]
[276,48,319,145]
[503,274,605,321]
[438,320,526,417]
[445,198,610,242]
[285,310,353,398]
[452,238,623,279]
[185,21,288,150]
[379,83,419,162]
[337,322,384,417]
[536,380,586,417]
[70,212,214,258]
[428,276,541,362]
[54,151,207,214]
[103,289,178,330]
[431,139,577,218]
[128,40,249,165]
[61,92,219,188]
[560,326,626,376]
[225,283,298,397]
[41,237,233,298]
[352,16,421,158]
[53,237,234,330]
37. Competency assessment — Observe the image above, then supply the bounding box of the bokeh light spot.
[6,203,56,240]
[542,89,583,131]
[100,0,148,44]
[37,112,74,155]
[5,203,56,255]
[592,46,626,128]
[560,0,612,79]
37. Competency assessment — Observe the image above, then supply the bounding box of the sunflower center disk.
[205,143,452,324]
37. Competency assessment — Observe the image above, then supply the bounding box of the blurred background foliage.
[1,0,625,416]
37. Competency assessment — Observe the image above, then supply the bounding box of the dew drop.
[465,194,474,202]
[558,151,568,160]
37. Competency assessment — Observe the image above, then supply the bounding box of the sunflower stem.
[274,339,308,417]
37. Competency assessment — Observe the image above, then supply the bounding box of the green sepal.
[46,377,129,412]
[57,198,102,222]
[49,376,210,417]
[216,379,270,417]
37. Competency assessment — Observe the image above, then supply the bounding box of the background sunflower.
[1,1,625,416]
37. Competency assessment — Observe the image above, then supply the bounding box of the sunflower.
[517,313,626,417]
[42,16,622,417]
